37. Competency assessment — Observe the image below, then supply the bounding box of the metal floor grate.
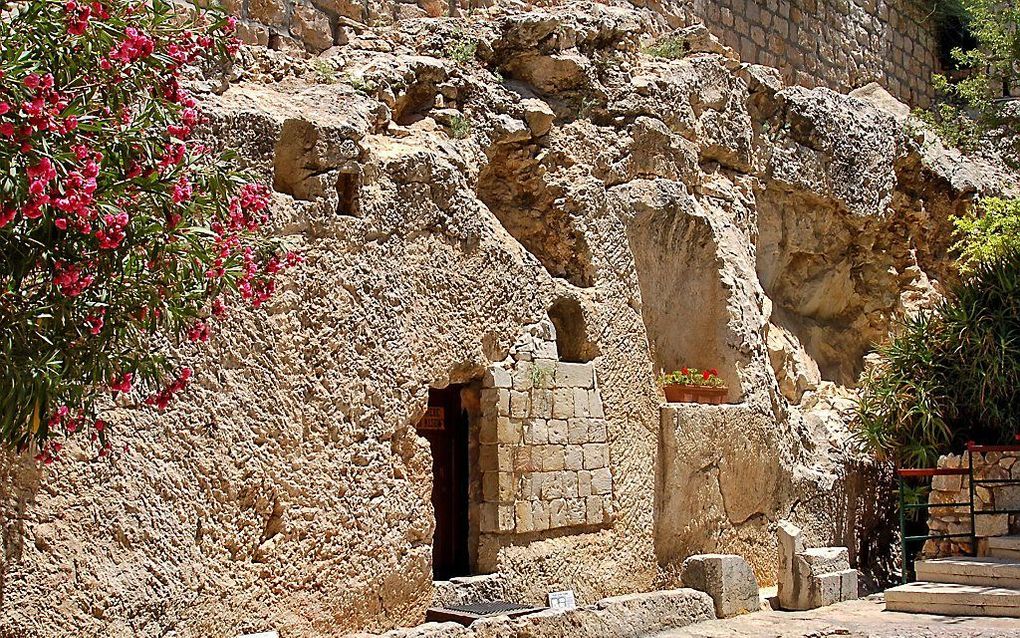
[426,600,541,625]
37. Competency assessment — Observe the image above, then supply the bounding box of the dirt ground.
[654,595,1020,638]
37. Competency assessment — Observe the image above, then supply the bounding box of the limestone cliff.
[0,4,1014,638]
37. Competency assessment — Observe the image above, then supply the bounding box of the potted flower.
[659,368,728,405]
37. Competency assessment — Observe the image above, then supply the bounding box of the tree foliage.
[917,0,1020,157]
[855,250,1020,467]
[0,0,295,461]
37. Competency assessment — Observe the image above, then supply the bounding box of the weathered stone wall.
[690,0,940,107]
[0,5,1014,637]
[924,452,1020,557]
[223,0,940,105]
[478,321,613,538]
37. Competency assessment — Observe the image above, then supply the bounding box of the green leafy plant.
[644,36,689,60]
[658,367,726,388]
[854,249,1020,467]
[445,33,477,65]
[952,197,1020,272]
[529,363,553,388]
[312,58,337,84]
[343,72,377,95]
[918,0,1020,158]
[0,0,295,460]
[448,114,472,139]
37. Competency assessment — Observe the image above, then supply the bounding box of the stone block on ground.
[680,553,760,617]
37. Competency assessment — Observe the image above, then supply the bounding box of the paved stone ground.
[655,595,1020,637]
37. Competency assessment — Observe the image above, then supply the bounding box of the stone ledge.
[345,588,716,638]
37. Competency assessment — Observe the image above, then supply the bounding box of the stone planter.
[663,384,727,405]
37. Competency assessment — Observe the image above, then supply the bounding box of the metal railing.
[897,436,1020,584]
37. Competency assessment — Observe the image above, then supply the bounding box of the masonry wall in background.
[689,0,940,106]
[220,0,940,106]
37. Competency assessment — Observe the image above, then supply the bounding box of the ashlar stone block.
[509,390,530,418]
[548,419,568,445]
[573,388,591,417]
[496,417,521,444]
[578,470,593,497]
[591,467,613,495]
[583,443,609,470]
[552,388,574,419]
[568,418,588,445]
[556,362,594,389]
[565,445,584,471]
[532,389,554,419]
[680,554,760,618]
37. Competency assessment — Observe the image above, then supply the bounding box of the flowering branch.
[0,0,297,461]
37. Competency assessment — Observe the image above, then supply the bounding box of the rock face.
[0,4,1015,638]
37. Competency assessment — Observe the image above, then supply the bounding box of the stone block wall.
[924,451,1020,557]
[477,321,614,536]
[689,0,941,106]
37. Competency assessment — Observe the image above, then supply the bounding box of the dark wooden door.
[417,386,469,580]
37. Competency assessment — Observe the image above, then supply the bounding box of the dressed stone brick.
[497,504,515,532]
[485,366,512,388]
[509,390,529,417]
[528,419,549,445]
[565,446,584,470]
[586,496,604,525]
[556,362,594,388]
[513,446,532,472]
[512,368,533,392]
[515,501,534,533]
[531,389,554,418]
[589,390,605,418]
[497,417,521,444]
[552,388,574,419]
[567,498,586,526]
[480,415,498,445]
[589,419,608,443]
[543,446,566,472]
[572,388,590,417]
[584,443,609,470]
[549,498,568,528]
[548,419,568,445]
[592,468,613,495]
[568,418,588,445]
[533,500,550,531]
[563,471,579,497]
[578,470,593,497]
[479,444,498,472]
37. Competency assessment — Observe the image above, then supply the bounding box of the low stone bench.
[778,520,858,610]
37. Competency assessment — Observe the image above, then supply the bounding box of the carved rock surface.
[0,5,1014,638]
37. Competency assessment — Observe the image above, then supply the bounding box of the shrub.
[854,250,1020,467]
[0,0,295,461]
[643,36,689,60]
[918,0,1020,160]
[952,197,1020,273]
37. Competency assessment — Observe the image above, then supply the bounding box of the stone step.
[987,536,1020,560]
[885,581,1020,617]
[916,557,1020,588]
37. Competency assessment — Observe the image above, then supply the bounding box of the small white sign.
[547,590,576,610]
